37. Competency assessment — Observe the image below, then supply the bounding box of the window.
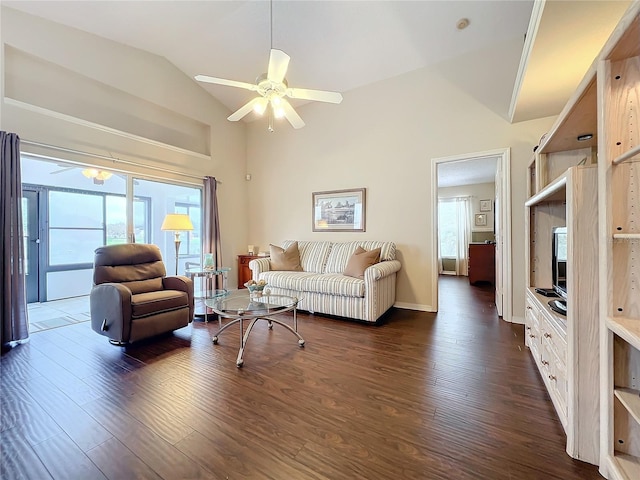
[175,202,202,255]
[438,197,471,276]
[49,191,104,265]
[438,200,458,258]
[133,178,202,275]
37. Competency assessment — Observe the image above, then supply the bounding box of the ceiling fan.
[195,1,342,131]
[196,49,342,131]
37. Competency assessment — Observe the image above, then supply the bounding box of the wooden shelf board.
[613,145,640,165]
[606,4,640,61]
[611,452,640,480]
[538,77,598,154]
[614,388,640,425]
[607,317,640,351]
[525,172,567,206]
[613,233,640,240]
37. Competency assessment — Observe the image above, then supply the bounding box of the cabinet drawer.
[540,318,567,365]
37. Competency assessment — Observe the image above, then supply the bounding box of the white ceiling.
[2,0,630,186]
[5,0,535,117]
[437,156,498,188]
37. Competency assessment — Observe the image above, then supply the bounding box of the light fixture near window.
[82,168,113,185]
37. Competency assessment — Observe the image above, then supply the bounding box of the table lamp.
[161,213,194,275]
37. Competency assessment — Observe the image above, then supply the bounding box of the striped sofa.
[249,241,401,323]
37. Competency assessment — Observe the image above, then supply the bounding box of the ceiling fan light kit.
[82,168,113,185]
[195,1,342,131]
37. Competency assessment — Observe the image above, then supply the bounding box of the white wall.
[1,8,249,288]
[245,41,556,316]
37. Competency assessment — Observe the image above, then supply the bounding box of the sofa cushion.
[344,247,381,279]
[282,240,331,273]
[260,271,365,297]
[269,242,303,271]
[324,241,396,273]
[131,290,189,318]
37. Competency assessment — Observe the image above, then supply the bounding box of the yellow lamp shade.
[161,214,194,231]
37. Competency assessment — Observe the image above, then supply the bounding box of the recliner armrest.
[90,283,133,342]
[163,276,194,320]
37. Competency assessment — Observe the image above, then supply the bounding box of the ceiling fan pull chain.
[270,0,273,50]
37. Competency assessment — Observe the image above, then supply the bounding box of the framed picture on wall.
[480,199,492,212]
[312,188,366,232]
[475,213,487,227]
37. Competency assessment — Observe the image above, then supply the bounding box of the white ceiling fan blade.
[51,167,76,174]
[195,75,258,92]
[280,99,305,129]
[228,97,264,121]
[286,87,343,104]
[267,49,290,84]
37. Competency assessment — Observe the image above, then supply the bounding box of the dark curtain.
[1,132,29,347]
[203,176,223,289]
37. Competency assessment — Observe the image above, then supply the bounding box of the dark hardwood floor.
[1,276,602,479]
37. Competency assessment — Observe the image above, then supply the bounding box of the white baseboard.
[394,302,435,313]
[509,315,525,325]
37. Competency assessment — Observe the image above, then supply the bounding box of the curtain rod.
[21,139,217,183]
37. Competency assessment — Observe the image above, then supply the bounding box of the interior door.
[22,189,41,303]
[494,163,503,317]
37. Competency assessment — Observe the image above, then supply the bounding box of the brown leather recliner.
[90,243,194,345]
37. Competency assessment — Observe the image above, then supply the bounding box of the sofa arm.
[249,258,271,280]
[163,276,195,320]
[90,283,133,342]
[364,260,402,282]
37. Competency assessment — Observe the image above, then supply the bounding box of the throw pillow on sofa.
[270,242,303,271]
[343,246,381,279]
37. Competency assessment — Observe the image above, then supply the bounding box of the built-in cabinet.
[525,165,600,465]
[525,3,640,477]
[598,5,640,479]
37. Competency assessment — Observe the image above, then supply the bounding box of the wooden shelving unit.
[598,4,640,479]
[525,164,600,465]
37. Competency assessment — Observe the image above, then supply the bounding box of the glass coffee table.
[205,290,305,367]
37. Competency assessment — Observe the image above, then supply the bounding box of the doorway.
[430,148,512,322]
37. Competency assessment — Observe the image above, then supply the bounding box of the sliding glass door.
[133,178,202,276]
[21,155,202,302]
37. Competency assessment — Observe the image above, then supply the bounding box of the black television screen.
[552,226,568,299]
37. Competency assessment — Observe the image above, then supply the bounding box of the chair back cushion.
[93,244,166,294]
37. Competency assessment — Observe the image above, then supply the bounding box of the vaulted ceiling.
[3,1,631,187]
[4,0,630,127]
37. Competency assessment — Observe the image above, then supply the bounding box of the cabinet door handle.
[529,334,536,338]
[544,333,551,338]
[542,360,549,366]
[527,306,532,310]
[548,375,556,381]
[526,326,531,330]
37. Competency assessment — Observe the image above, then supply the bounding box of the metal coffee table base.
[212,315,305,368]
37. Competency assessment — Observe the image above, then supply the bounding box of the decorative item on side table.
[203,253,214,269]
[161,213,194,275]
[312,188,366,232]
